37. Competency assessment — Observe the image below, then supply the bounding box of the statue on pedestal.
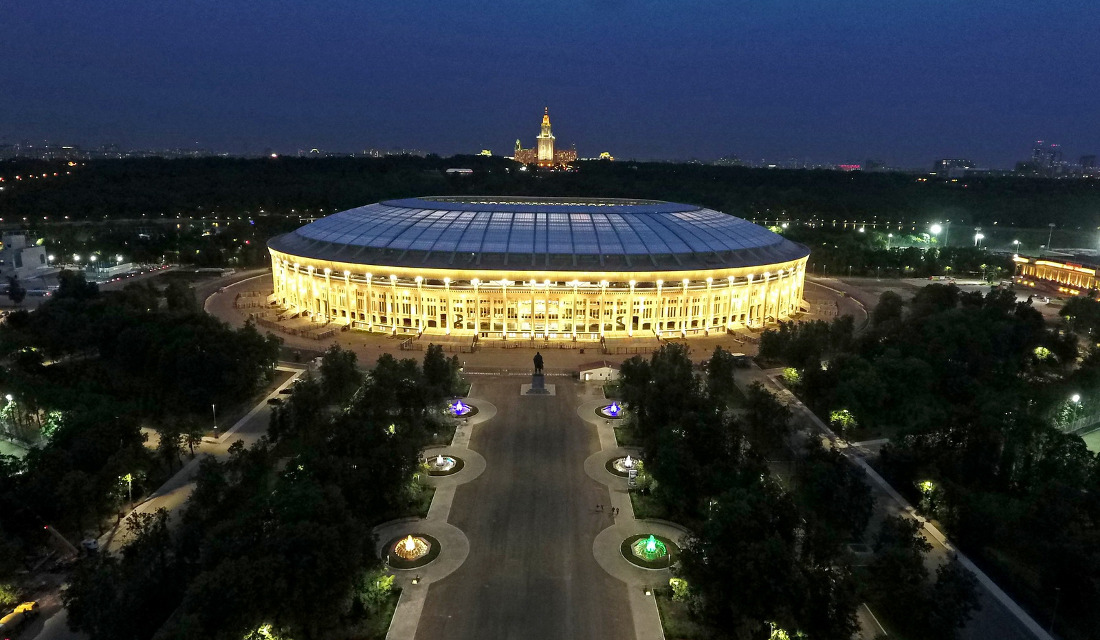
[533,352,544,374]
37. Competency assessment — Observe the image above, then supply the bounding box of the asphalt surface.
[415,376,633,640]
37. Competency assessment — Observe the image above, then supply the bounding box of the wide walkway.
[414,376,634,640]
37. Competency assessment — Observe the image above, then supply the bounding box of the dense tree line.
[0,271,281,612]
[4,156,1100,228]
[62,346,457,640]
[766,285,1100,639]
[618,345,877,639]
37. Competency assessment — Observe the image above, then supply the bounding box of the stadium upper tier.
[267,196,808,271]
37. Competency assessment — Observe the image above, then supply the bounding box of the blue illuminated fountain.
[598,401,623,419]
[449,400,472,417]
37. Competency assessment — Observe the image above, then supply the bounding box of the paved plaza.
[411,376,637,640]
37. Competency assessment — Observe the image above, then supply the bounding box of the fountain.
[609,454,642,476]
[429,454,457,473]
[631,534,669,563]
[393,534,430,561]
[597,401,623,419]
[449,400,472,417]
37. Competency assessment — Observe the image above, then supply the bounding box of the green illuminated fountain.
[631,534,669,563]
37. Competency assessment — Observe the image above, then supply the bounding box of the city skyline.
[1,3,1097,167]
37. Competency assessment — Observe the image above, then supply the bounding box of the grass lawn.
[614,425,642,447]
[409,485,436,519]
[456,378,473,397]
[363,590,401,640]
[603,381,622,399]
[1081,428,1100,453]
[655,588,711,639]
[630,491,670,521]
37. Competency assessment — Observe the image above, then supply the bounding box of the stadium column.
[681,279,689,337]
[307,266,316,317]
[530,280,536,337]
[390,275,398,334]
[705,277,713,333]
[415,276,424,334]
[726,275,735,330]
[502,281,510,337]
[600,280,608,338]
[656,280,664,335]
[343,270,352,324]
[366,273,374,331]
[628,280,636,337]
[444,278,452,335]
[292,263,301,312]
[762,271,772,324]
[323,268,332,321]
[472,279,480,335]
[571,280,578,339]
[543,280,551,339]
[746,274,755,327]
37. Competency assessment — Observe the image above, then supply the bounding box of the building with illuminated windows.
[1014,256,1098,296]
[266,196,809,342]
[513,109,577,167]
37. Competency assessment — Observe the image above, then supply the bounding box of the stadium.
[266,196,809,342]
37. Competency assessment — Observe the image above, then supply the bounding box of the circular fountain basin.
[605,456,642,477]
[427,454,465,476]
[596,403,625,419]
[620,534,680,570]
[448,401,479,418]
[385,533,442,569]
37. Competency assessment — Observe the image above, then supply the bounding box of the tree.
[155,423,183,472]
[866,516,931,613]
[163,280,198,312]
[318,345,362,403]
[423,343,458,403]
[926,559,981,639]
[794,443,873,547]
[871,290,904,327]
[705,346,738,403]
[743,382,792,458]
[6,276,26,305]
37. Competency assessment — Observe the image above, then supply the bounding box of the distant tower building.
[537,108,555,165]
[1080,155,1097,169]
[1031,140,1062,168]
[513,108,577,167]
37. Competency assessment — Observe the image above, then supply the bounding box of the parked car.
[267,397,284,405]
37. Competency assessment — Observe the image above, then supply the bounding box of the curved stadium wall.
[266,197,810,341]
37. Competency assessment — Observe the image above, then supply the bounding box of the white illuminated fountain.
[611,454,641,475]
[430,454,457,473]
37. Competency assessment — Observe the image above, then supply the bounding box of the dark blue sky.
[2,1,1097,167]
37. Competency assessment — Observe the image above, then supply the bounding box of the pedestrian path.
[744,364,1051,640]
[577,392,679,640]
[377,390,495,640]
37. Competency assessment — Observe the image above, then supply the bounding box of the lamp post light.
[212,404,218,439]
[1070,394,1082,424]
[974,233,984,248]
[1013,239,1021,255]
[887,233,893,249]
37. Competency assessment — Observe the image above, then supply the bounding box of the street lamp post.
[212,404,218,439]
[1013,239,1021,254]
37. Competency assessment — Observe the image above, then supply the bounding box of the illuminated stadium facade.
[267,197,809,341]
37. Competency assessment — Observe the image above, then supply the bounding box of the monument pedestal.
[522,372,554,396]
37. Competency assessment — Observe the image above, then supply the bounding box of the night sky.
[2,1,1098,167]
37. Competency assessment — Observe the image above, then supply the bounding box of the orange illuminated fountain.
[393,534,430,561]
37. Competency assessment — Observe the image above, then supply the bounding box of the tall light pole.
[974,233,985,248]
[1047,223,1056,251]
[887,233,893,249]
[212,404,218,439]
[1013,239,1021,254]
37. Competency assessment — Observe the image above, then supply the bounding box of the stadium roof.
[268,196,809,271]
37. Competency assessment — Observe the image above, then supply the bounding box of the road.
[415,376,633,640]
